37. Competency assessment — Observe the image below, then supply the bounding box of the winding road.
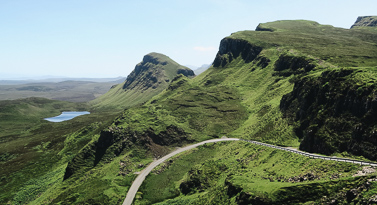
[122,137,240,205]
[122,137,377,205]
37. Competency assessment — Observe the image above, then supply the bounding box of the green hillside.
[131,19,377,204]
[0,97,119,204]
[90,52,195,110]
[3,18,377,204]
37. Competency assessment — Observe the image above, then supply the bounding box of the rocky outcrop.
[274,54,316,76]
[255,23,275,32]
[213,38,262,67]
[91,52,194,109]
[63,124,193,180]
[167,74,188,91]
[280,68,377,160]
[123,53,194,90]
[351,16,377,28]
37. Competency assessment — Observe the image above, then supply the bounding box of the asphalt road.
[241,139,377,167]
[122,138,377,205]
[122,137,240,205]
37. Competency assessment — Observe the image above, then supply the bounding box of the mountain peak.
[142,52,171,65]
[91,52,194,109]
[125,52,194,90]
[351,16,377,28]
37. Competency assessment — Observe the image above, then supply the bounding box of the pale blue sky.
[0,0,376,79]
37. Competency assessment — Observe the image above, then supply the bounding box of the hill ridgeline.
[90,52,194,110]
[351,16,377,28]
[8,17,377,205]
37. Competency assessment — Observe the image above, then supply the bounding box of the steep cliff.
[351,16,377,28]
[22,18,377,205]
[122,53,194,90]
[213,38,262,67]
[90,52,194,110]
[281,68,377,160]
[63,124,193,180]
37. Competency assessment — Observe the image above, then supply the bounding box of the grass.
[28,148,153,205]
[0,97,119,204]
[0,80,114,102]
[281,67,377,159]
[0,97,85,137]
[90,52,194,110]
[4,19,377,204]
[135,140,370,204]
[232,20,377,67]
[193,47,300,146]
[136,146,218,204]
[130,20,377,204]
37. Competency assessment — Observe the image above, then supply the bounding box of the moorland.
[0,77,125,102]
[1,16,377,204]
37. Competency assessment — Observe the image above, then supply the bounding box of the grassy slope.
[281,67,377,160]
[247,20,377,67]
[197,48,298,146]
[24,74,248,204]
[0,97,86,138]
[21,20,377,204]
[0,98,119,204]
[133,20,377,204]
[136,141,370,205]
[5,53,195,204]
[90,52,194,110]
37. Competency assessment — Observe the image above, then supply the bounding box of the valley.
[1,16,377,204]
[0,78,124,102]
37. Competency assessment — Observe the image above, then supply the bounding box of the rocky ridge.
[123,53,194,91]
[91,52,194,109]
[351,16,377,28]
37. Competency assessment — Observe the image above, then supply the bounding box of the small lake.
[44,111,90,122]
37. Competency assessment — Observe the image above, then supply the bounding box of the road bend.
[123,137,377,205]
[122,138,239,205]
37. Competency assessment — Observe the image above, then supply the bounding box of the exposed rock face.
[193,64,210,75]
[255,23,275,32]
[274,54,316,76]
[123,53,194,91]
[280,68,377,160]
[351,16,377,28]
[63,124,193,180]
[213,38,262,67]
[91,52,195,109]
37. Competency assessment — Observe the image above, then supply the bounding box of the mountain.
[0,80,118,102]
[90,52,195,110]
[184,65,198,70]
[4,18,377,204]
[193,64,211,75]
[351,16,377,28]
[0,77,126,85]
[0,77,127,102]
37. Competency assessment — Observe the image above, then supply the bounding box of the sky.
[0,0,376,80]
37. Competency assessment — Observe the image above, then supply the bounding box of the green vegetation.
[0,80,115,102]
[90,52,195,110]
[0,97,119,204]
[135,141,374,204]
[0,97,86,138]
[236,20,377,67]
[351,16,377,29]
[281,67,377,160]
[3,19,377,204]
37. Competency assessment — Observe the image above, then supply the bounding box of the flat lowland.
[0,80,119,102]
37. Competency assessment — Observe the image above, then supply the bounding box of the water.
[44,111,90,122]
